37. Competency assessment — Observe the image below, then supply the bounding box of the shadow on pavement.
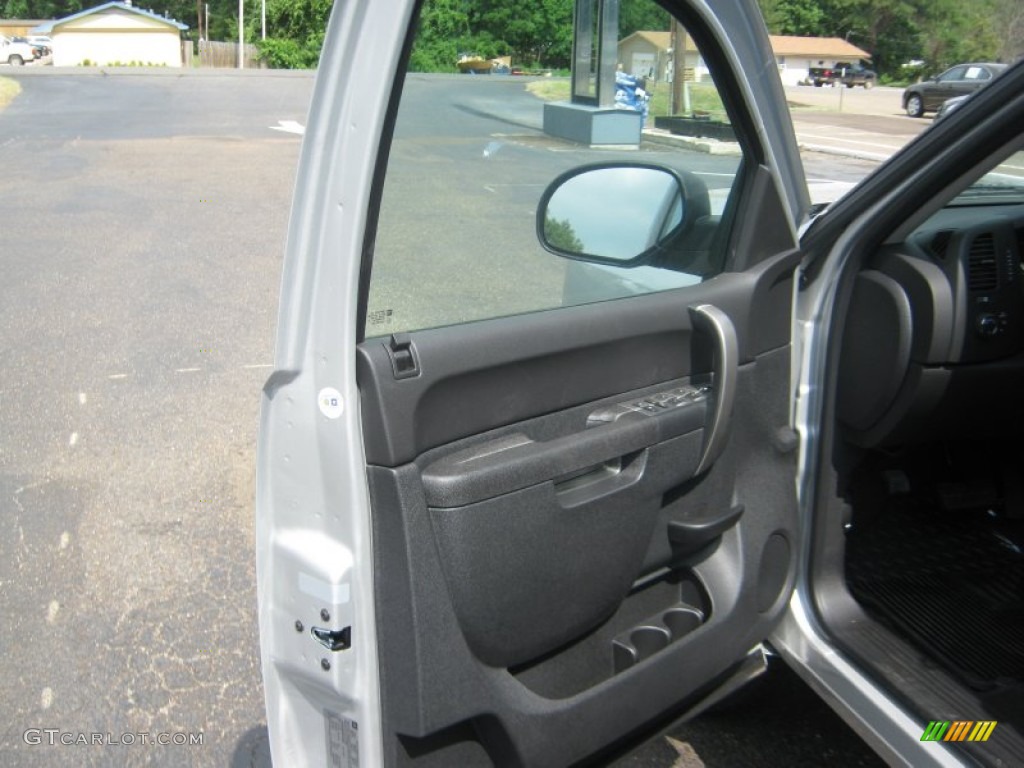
[232,725,272,768]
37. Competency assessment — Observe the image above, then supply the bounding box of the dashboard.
[837,202,1024,447]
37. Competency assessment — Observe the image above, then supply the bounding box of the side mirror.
[537,164,689,267]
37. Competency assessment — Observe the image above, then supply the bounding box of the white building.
[618,31,872,87]
[768,35,873,86]
[48,2,188,68]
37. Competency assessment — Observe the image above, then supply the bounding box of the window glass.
[952,150,1024,204]
[939,66,967,82]
[364,0,748,336]
[964,66,989,81]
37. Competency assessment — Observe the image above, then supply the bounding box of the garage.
[50,1,188,68]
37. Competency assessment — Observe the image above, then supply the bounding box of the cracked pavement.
[0,69,898,768]
[0,70,311,767]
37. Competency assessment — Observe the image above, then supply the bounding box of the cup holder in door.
[631,625,671,660]
[612,604,706,673]
[663,606,704,640]
[613,625,671,672]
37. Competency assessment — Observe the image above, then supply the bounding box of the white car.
[1,34,38,66]
[256,1,1024,766]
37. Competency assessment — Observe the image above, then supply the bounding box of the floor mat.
[845,502,1024,691]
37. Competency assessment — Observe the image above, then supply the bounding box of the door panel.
[257,0,810,765]
[360,255,801,766]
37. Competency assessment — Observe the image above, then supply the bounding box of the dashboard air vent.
[928,230,955,260]
[967,232,998,291]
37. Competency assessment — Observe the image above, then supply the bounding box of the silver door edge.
[255,2,418,766]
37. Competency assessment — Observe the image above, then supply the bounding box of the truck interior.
[811,143,1024,764]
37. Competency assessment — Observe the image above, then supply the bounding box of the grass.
[526,79,570,101]
[526,77,728,125]
[0,77,21,111]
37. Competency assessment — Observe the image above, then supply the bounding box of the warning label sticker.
[325,711,359,768]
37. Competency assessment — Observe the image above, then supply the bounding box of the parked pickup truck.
[1,35,38,66]
[808,62,876,88]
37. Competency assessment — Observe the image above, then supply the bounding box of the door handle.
[688,304,738,475]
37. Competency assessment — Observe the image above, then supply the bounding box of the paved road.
[781,83,929,161]
[0,69,900,768]
[0,69,309,768]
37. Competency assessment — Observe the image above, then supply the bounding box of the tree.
[2,0,32,18]
[913,0,999,72]
[757,0,1012,78]
[544,215,584,253]
[254,0,331,68]
[992,0,1024,62]
[409,0,474,72]
[619,0,670,37]
[759,0,826,36]
[469,0,575,68]
[830,0,922,78]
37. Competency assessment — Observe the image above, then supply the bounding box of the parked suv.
[903,62,1008,117]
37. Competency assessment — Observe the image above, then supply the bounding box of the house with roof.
[768,35,872,85]
[618,31,686,82]
[41,1,188,67]
[618,31,871,87]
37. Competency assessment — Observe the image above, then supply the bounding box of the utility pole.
[670,17,680,114]
[238,0,244,68]
[670,18,689,114]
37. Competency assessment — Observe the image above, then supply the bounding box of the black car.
[934,93,969,121]
[903,62,1008,117]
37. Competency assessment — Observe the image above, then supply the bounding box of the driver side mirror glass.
[537,165,686,267]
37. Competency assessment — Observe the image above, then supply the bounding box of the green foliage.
[410,0,473,72]
[405,0,668,74]
[256,35,321,68]
[619,0,670,37]
[646,80,726,122]
[759,0,826,36]
[992,0,1024,62]
[914,0,1000,73]
[757,0,1012,79]
[250,0,330,68]
[543,215,584,253]
[7,0,1016,77]
[2,0,31,18]
[468,0,575,68]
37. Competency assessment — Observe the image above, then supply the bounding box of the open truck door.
[256,1,815,765]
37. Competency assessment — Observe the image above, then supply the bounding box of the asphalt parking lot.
[0,68,910,767]
[1,68,306,768]
[786,83,930,161]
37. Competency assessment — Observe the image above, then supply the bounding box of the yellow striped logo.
[921,721,997,742]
